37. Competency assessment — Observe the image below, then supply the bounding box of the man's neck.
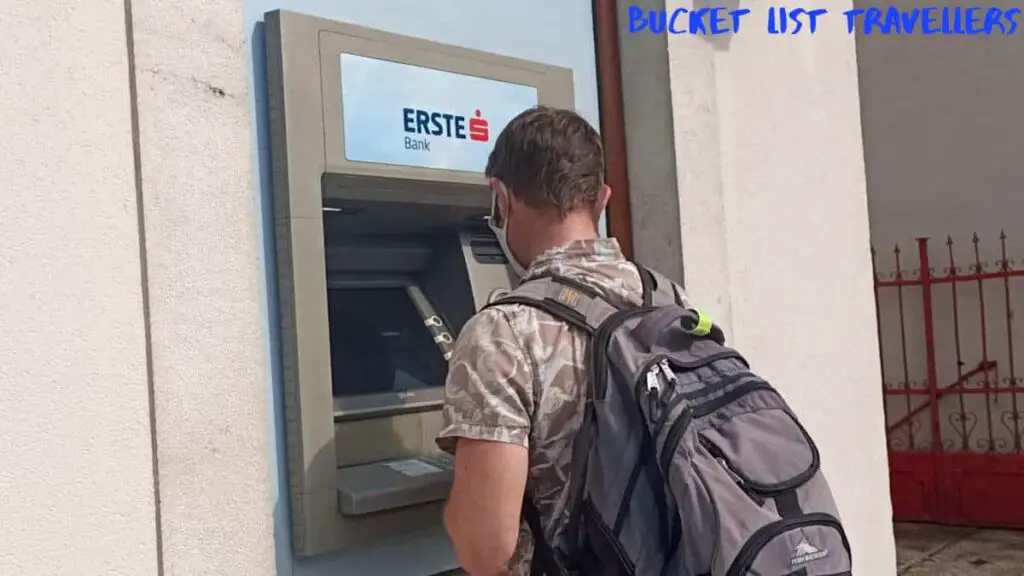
[524,213,601,265]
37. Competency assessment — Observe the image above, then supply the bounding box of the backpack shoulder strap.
[482,274,623,335]
[484,263,688,332]
[485,277,615,576]
[523,496,565,576]
[636,263,688,308]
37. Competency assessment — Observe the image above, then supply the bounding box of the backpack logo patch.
[555,287,583,308]
[790,537,828,566]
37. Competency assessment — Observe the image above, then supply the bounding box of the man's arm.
[436,307,534,575]
[444,438,528,575]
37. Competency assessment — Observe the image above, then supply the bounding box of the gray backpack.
[490,264,852,576]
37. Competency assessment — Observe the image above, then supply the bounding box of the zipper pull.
[658,360,678,386]
[718,457,742,485]
[645,369,662,420]
[717,456,767,507]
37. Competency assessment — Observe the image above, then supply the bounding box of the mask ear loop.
[485,179,528,278]
[487,178,507,229]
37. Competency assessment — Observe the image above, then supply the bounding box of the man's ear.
[487,177,504,196]
[595,184,612,218]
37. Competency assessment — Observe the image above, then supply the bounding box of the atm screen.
[327,287,448,399]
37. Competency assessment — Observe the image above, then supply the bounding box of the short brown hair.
[485,106,605,216]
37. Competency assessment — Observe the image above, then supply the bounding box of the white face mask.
[487,182,529,278]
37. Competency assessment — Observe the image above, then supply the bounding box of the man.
[436,106,653,575]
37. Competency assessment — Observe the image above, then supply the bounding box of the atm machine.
[264,11,575,558]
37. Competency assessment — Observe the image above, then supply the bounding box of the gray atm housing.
[264,10,575,556]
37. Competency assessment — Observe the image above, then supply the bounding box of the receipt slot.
[264,10,574,556]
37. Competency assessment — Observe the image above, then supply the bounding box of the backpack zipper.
[633,354,678,423]
[644,369,663,422]
[632,348,747,423]
[595,307,744,403]
[653,360,677,422]
[646,360,748,439]
[699,438,768,507]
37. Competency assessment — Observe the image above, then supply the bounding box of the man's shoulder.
[457,301,570,349]
[438,306,536,454]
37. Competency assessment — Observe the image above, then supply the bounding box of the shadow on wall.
[628,0,742,51]
[249,20,293,575]
[697,0,742,51]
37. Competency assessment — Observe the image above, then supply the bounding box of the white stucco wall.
[1,0,274,574]
[0,1,159,574]
[129,0,275,573]
[626,1,897,574]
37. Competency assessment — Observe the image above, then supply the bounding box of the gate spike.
[973,233,983,268]
[893,243,904,279]
[1000,230,1010,271]
[945,236,958,276]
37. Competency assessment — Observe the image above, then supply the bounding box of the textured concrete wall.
[0,1,159,574]
[128,0,275,573]
[0,0,274,573]
[622,1,897,574]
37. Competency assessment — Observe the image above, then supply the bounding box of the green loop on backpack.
[688,310,713,336]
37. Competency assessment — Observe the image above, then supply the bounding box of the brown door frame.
[593,0,634,259]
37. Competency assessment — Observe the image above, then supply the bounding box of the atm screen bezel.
[326,276,450,421]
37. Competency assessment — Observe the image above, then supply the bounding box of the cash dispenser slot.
[336,454,454,516]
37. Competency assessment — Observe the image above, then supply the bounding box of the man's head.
[485,106,611,276]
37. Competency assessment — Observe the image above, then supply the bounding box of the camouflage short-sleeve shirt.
[436,238,644,576]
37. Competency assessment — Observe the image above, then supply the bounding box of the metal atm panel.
[264,9,574,557]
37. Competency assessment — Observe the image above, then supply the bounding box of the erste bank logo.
[402,107,490,152]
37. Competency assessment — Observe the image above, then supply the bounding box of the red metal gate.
[873,233,1024,527]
